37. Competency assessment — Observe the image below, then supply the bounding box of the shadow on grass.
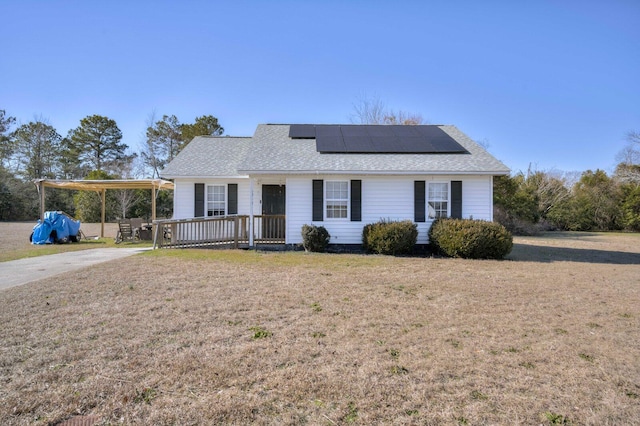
[508,243,640,265]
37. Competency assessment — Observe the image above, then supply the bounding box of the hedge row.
[302,218,512,259]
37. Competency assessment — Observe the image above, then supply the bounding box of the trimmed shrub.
[362,219,418,255]
[429,218,513,259]
[301,224,330,252]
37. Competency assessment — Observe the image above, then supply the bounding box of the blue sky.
[1,0,638,175]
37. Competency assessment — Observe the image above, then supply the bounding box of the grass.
[0,222,151,262]
[0,227,639,424]
[250,326,273,339]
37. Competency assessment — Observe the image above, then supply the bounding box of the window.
[428,182,448,219]
[206,185,226,216]
[326,181,348,219]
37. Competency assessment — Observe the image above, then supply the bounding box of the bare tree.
[615,130,640,184]
[525,168,572,216]
[475,138,491,150]
[349,94,426,125]
[146,114,182,175]
[616,131,640,165]
[349,94,388,124]
[616,144,639,165]
[111,153,144,218]
[382,110,425,125]
[113,189,143,219]
[140,110,162,178]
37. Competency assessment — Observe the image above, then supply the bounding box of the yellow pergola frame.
[34,179,174,238]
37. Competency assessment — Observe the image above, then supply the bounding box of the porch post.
[249,178,254,247]
[233,216,239,249]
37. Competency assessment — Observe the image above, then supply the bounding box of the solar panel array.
[289,124,468,154]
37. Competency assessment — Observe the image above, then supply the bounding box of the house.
[159,124,510,248]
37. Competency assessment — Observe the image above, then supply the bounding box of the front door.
[262,185,286,240]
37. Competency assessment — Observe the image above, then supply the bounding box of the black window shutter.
[351,180,362,222]
[228,184,238,215]
[451,181,462,219]
[312,180,323,221]
[194,183,205,217]
[414,181,425,222]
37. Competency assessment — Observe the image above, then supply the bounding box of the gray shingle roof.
[160,136,253,178]
[238,124,510,175]
[160,124,510,178]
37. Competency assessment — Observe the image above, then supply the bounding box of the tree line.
[350,96,640,233]
[0,109,223,222]
[494,131,640,233]
[2,105,638,233]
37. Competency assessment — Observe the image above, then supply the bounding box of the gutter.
[160,175,250,180]
[237,170,511,176]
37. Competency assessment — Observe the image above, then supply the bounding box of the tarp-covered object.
[31,211,81,245]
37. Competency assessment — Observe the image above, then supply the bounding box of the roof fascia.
[161,175,250,180]
[241,170,510,176]
[34,178,175,190]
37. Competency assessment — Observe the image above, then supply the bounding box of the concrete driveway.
[0,248,151,290]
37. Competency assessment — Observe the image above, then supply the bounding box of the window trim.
[427,181,450,219]
[324,180,350,220]
[206,184,227,217]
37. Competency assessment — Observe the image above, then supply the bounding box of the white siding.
[285,175,410,245]
[174,174,495,246]
[460,175,493,220]
[286,177,313,244]
[172,179,195,219]
[286,174,494,245]
[172,178,251,219]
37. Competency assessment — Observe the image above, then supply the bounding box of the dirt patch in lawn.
[0,231,639,425]
[0,222,126,262]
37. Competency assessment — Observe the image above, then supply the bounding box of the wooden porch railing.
[153,215,285,249]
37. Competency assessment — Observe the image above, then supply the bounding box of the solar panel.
[341,125,375,151]
[415,126,464,152]
[289,124,468,154]
[315,125,346,152]
[365,126,398,152]
[289,124,316,139]
[393,127,419,151]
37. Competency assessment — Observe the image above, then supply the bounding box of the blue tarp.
[31,211,81,245]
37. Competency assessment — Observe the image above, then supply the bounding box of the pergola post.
[38,180,45,221]
[151,185,157,222]
[100,189,106,238]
